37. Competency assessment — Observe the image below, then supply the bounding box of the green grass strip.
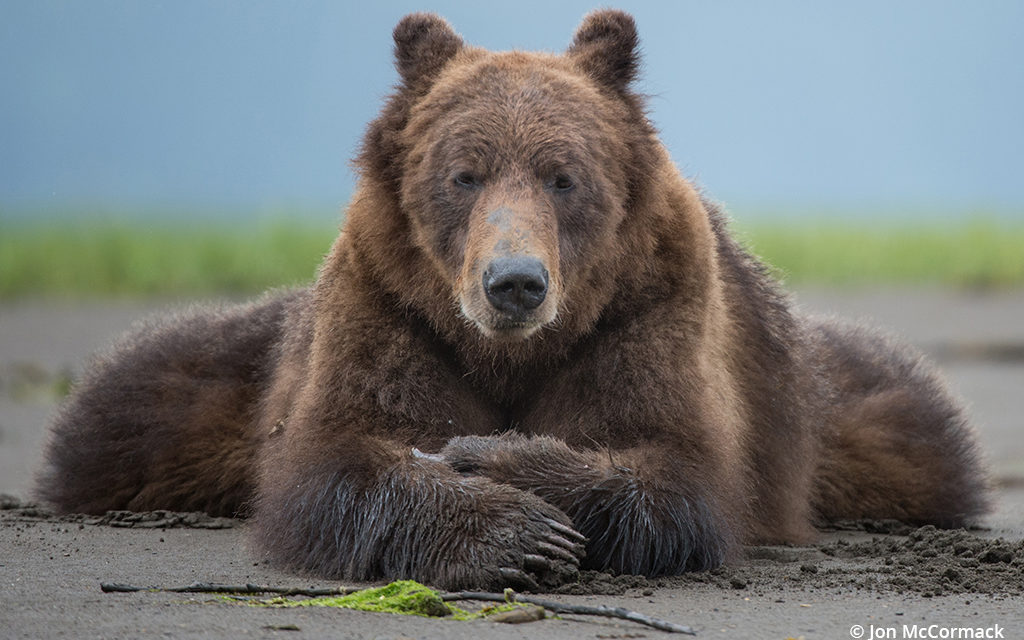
[735,218,1024,288]
[1,217,1022,299]
[0,219,336,299]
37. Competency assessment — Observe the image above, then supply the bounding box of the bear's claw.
[499,566,541,592]
[537,540,582,564]
[545,517,588,544]
[523,553,551,571]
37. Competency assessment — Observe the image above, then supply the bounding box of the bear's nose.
[483,256,549,315]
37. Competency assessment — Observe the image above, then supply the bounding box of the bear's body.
[37,11,988,590]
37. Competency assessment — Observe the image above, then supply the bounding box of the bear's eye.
[453,172,481,190]
[551,175,575,193]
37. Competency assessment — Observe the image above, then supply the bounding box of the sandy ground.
[1,287,1023,639]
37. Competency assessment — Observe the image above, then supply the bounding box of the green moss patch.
[242,580,529,621]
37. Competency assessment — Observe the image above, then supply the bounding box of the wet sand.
[2,288,1022,639]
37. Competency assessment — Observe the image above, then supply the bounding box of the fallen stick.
[100,581,696,634]
[443,590,697,635]
[100,582,359,597]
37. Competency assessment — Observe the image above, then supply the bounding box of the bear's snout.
[457,200,560,340]
[483,256,549,317]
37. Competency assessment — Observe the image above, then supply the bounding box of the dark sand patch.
[656,525,1023,599]
[1,494,236,529]
[7,495,1019,600]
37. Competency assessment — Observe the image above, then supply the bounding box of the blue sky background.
[2,0,1022,221]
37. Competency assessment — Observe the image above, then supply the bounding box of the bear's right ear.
[567,9,640,93]
[393,13,463,91]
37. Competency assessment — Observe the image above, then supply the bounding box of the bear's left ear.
[393,13,463,91]
[567,9,640,93]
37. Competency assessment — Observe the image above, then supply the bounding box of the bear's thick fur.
[36,11,989,590]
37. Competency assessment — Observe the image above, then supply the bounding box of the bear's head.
[356,11,666,345]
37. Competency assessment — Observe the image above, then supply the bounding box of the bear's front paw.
[498,514,587,591]
[487,500,587,591]
[439,435,507,475]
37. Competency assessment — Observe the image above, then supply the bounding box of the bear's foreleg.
[251,437,585,590]
[440,433,733,575]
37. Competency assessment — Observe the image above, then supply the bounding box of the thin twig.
[100,582,359,597]
[100,581,696,634]
[443,590,697,635]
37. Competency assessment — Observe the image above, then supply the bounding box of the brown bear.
[35,10,989,591]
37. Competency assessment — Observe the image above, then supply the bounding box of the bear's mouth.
[463,312,545,341]
[488,318,544,339]
[458,297,551,342]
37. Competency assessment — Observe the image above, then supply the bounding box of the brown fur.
[35,11,989,590]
